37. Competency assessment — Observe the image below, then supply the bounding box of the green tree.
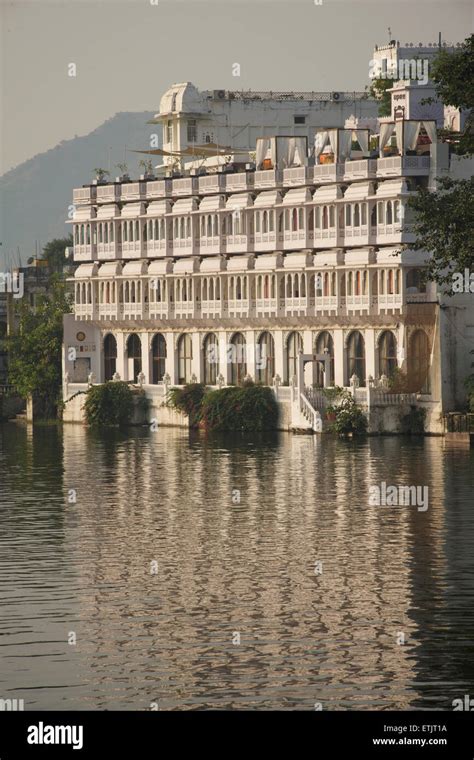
[408,35,474,286]
[367,77,392,117]
[40,235,73,275]
[6,279,72,418]
[430,34,474,156]
[408,176,474,286]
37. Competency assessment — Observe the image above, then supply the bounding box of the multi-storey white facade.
[63,76,472,432]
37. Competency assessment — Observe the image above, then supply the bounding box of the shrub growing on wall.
[201,384,279,432]
[84,382,134,427]
[167,382,279,431]
[166,383,207,427]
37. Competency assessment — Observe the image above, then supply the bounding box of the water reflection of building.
[59,426,456,709]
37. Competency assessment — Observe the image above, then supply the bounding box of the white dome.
[159,82,208,116]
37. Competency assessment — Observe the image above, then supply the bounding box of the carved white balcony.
[255,298,278,316]
[172,177,198,196]
[73,187,96,204]
[97,242,121,261]
[146,239,172,258]
[282,166,312,187]
[226,233,254,254]
[312,164,344,183]
[122,302,149,320]
[376,155,430,178]
[198,174,225,194]
[146,179,172,199]
[199,235,225,256]
[343,159,377,181]
[98,303,123,320]
[73,244,96,261]
[121,241,143,259]
[96,185,121,203]
[200,300,223,318]
[121,182,146,201]
[224,172,254,192]
[254,169,282,189]
[228,298,250,317]
[149,301,173,319]
[282,230,313,250]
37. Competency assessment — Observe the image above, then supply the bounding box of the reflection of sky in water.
[0,423,473,710]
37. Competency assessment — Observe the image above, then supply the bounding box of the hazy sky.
[1,0,472,174]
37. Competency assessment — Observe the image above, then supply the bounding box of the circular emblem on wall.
[76,331,86,342]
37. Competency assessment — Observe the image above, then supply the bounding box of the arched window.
[126,334,142,382]
[329,205,335,227]
[354,204,360,227]
[256,332,275,385]
[291,208,297,231]
[263,210,268,233]
[345,205,352,226]
[203,333,218,384]
[386,201,393,225]
[378,331,397,379]
[298,208,304,230]
[230,332,247,385]
[322,206,329,229]
[371,205,377,227]
[315,331,334,387]
[286,331,302,383]
[103,334,117,382]
[151,333,166,384]
[315,207,321,229]
[346,331,366,386]
[408,329,430,393]
[178,334,193,384]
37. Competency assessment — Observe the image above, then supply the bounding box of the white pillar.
[334,329,345,386]
[141,332,151,384]
[116,332,126,380]
[191,332,201,382]
[303,330,313,387]
[164,333,175,384]
[274,330,285,382]
[246,329,256,380]
[218,331,229,384]
[365,328,376,385]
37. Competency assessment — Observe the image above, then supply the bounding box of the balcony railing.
[282,166,312,186]
[200,300,223,317]
[343,159,377,181]
[312,163,344,183]
[224,172,254,192]
[97,243,121,260]
[255,298,278,315]
[98,303,123,320]
[96,185,121,203]
[172,177,198,196]
[198,174,225,194]
[121,182,146,201]
[145,179,172,199]
[73,187,96,204]
[376,155,430,177]
[254,169,283,189]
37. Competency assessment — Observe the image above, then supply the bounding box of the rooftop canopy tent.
[255,136,308,170]
[313,128,370,163]
[378,120,437,156]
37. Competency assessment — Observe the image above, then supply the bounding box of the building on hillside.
[62,61,474,432]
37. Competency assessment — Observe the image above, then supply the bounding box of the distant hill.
[0,112,157,269]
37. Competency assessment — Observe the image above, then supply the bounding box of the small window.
[187,119,197,143]
[294,115,306,125]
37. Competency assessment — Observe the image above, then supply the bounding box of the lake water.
[0,422,473,711]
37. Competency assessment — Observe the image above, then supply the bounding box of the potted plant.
[116,163,130,181]
[93,167,109,184]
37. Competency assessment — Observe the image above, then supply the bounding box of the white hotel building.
[63,69,473,432]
